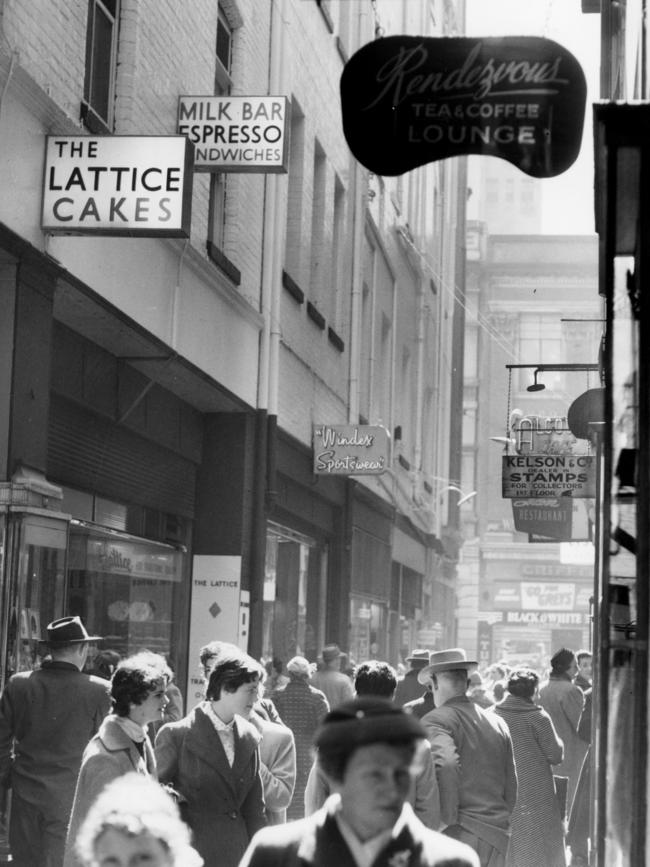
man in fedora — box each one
[419,648,517,867]
[0,616,111,867]
[240,696,479,867]
[395,648,432,707]
[310,644,353,710]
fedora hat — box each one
[43,616,102,646]
[321,643,342,662]
[418,647,477,684]
[406,649,430,666]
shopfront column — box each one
[0,252,57,480]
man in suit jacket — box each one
[419,649,517,867]
[0,617,110,867]
[240,697,479,867]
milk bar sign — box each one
[178,96,289,172]
[502,455,596,498]
[340,35,586,178]
[42,136,193,236]
[313,425,389,475]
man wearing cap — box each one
[419,649,517,867]
[304,660,441,830]
[310,644,354,710]
[395,649,432,707]
[240,696,479,867]
[0,616,111,867]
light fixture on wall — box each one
[439,485,477,506]
[527,369,546,392]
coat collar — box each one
[297,800,421,867]
[98,716,157,776]
[186,704,261,780]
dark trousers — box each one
[444,824,506,867]
[9,791,67,867]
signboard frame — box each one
[42,135,194,237]
[502,454,596,498]
[177,95,290,173]
[312,424,390,476]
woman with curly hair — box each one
[75,773,202,867]
[63,651,171,867]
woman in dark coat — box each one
[271,656,329,819]
[495,668,567,867]
[155,650,267,867]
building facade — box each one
[459,229,602,666]
[0,0,467,703]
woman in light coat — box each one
[155,650,267,867]
[64,651,171,867]
[496,668,566,867]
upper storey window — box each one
[82,0,120,132]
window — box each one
[310,142,326,306]
[209,5,234,252]
[518,315,562,391]
[284,101,306,280]
[83,0,120,132]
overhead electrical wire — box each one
[396,227,520,363]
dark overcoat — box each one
[239,799,479,867]
[155,703,266,867]
[0,661,110,821]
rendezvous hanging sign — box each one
[340,35,586,178]
[502,454,596,499]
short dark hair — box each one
[111,652,171,717]
[507,668,539,700]
[432,669,468,691]
[206,653,264,701]
[354,660,397,698]
[550,647,576,674]
[199,640,240,679]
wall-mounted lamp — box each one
[439,484,477,506]
[527,369,546,392]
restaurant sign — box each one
[511,498,573,540]
[502,454,596,498]
[178,96,289,172]
[42,136,193,236]
[313,424,389,475]
[340,35,586,178]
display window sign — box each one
[502,454,596,498]
[177,96,289,172]
[340,35,586,178]
[41,136,193,237]
[313,424,390,475]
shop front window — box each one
[67,522,184,663]
[349,596,386,663]
[1,514,68,684]
[263,523,326,666]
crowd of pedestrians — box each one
[0,614,593,867]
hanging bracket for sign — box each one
[340,35,586,178]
